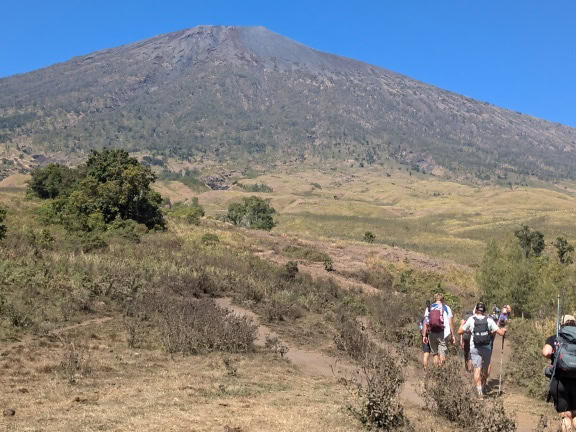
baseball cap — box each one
[475,302,486,313]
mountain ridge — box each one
[1,25,575,180]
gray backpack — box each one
[554,326,576,378]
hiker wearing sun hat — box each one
[458,302,507,397]
[543,314,576,432]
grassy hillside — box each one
[0,181,562,431]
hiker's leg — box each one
[470,347,484,395]
[437,336,448,366]
[423,352,429,369]
[428,332,441,366]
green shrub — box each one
[285,261,299,279]
[363,231,376,243]
[79,232,108,253]
[201,233,220,245]
[227,196,276,230]
[324,255,334,272]
[235,182,274,193]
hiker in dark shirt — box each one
[543,314,576,432]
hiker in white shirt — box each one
[458,302,506,397]
[423,293,455,366]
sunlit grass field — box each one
[4,164,576,266]
[189,165,576,266]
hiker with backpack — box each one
[422,293,455,366]
[460,308,475,372]
[542,314,576,432]
[458,302,507,397]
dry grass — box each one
[0,320,361,432]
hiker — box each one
[423,293,455,366]
[542,315,576,432]
[458,302,507,397]
[419,317,431,370]
[460,308,475,372]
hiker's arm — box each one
[449,317,456,343]
[459,320,465,345]
[495,327,507,336]
[542,343,554,359]
[457,322,466,335]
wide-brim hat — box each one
[563,315,576,325]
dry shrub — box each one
[60,339,92,384]
[422,358,516,431]
[507,319,553,399]
[368,294,421,346]
[336,315,409,430]
[151,297,257,355]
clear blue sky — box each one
[1,0,575,127]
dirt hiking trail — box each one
[218,297,551,431]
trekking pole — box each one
[498,333,505,396]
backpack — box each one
[428,304,448,332]
[554,326,576,378]
[472,316,491,346]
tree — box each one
[226,196,276,230]
[0,206,6,240]
[29,149,165,231]
[27,163,78,199]
[554,237,574,264]
[514,225,545,258]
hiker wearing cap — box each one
[458,302,507,397]
[542,314,576,432]
[423,293,455,366]
[460,308,475,372]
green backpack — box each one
[554,326,576,378]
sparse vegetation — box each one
[363,231,375,243]
[422,359,516,431]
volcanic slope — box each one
[1,25,576,179]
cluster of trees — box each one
[28,150,165,235]
[226,196,276,231]
[478,225,575,318]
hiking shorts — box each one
[428,332,447,356]
[550,376,576,413]
[422,341,431,353]
[470,345,492,371]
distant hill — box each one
[1,25,576,180]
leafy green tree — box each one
[37,149,166,231]
[0,206,6,240]
[554,237,574,264]
[478,239,572,319]
[27,163,78,199]
[226,196,276,230]
[514,225,545,258]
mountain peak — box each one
[1,26,576,180]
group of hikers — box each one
[419,293,576,432]
[418,293,509,397]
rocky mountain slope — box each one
[1,25,575,180]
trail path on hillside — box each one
[217,297,548,431]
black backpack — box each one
[473,316,491,346]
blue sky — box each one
[1,0,575,126]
